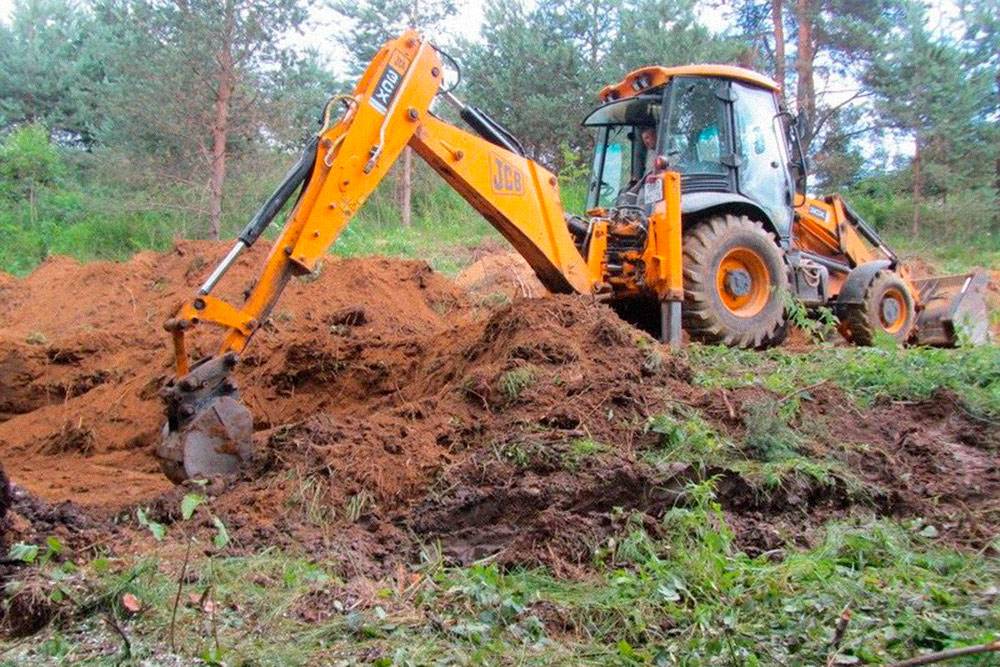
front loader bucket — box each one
[912,270,991,347]
[157,353,254,484]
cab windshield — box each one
[584,95,661,209]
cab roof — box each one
[598,64,780,103]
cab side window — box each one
[590,126,635,208]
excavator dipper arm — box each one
[158,30,594,482]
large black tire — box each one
[682,214,788,348]
[838,271,916,346]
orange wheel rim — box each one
[879,287,908,333]
[716,247,770,317]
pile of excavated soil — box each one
[0,241,474,509]
[0,243,997,585]
[455,250,547,302]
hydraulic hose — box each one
[238,135,319,247]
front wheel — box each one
[838,271,916,345]
[682,214,788,348]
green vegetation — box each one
[688,342,1000,421]
[1,0,996,278]
[644,390,865,501]
[0,122,500,276]
[497,365,540,402]
[328,182,497,276]
[4,487,998,665]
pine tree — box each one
[459,0,741,169]
[864,1,992,235]
[0,0,97,144]
[94,0,312,239]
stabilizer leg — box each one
[660,299,682,348]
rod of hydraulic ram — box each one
[198,135,319,296]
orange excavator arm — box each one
[158,31,598,483]
[166,30,592,375]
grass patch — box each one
[497,365,539,402]
[562,437,609,469]
[687,343,1000,420]
[741,397,803,462]
[643,409,731,472]
[6,481,996,665]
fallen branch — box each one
[888,640,1000,667]
[778,379,828,404]
[825,606,852,667]
[104,612,132,660]
[721,390,736,420]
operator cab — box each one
[583,67,803,241]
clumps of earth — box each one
[0,242,997,632]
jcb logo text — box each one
[490,154,524,195]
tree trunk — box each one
[794,0,816,148]
[208,79,232,240]
[912,132,923,237]
[396,0,416,228]
[994,151,999,228]
[399,147,413,227]
[995,70,1000,228]
[28,184,36,228]
[207,1,235,240]
[771,0,786,95]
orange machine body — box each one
[793,193,918,301]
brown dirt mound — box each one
[187,295,695,576]
[0,241,475,509]
[455,250,548,302]
[0,242,996,582]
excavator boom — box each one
[158,31,598,482]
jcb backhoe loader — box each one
[157,30,989,483]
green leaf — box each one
[8,542,39,563]
[181,493,205,521]
[199,645,226,666]
[136,507,166,541]
[45,536,64,555]
[212,516,230,549]
[149,522,166,541]
[657,583,680,602]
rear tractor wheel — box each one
[838,271,915,345]
[682,214,788,348]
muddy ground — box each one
[0,242,997,600]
